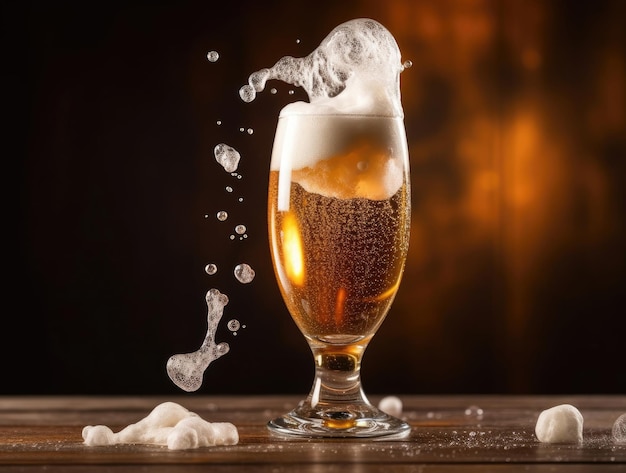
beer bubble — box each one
[216,120,222,125]
[216,211,228,221]
[227,319,241,332]
[296,39,301,44]
[402,60,413,70]
[235,225,246,235]
[206,50,219,62]
[247,128,253,135]
[270,88,277,94]
[238,197,244,202]
[225,186,233,193]
[229,235,235,240]
[214,143,241,173]
[234,263,255,283]
[239,127,245,132]
[205,263,218,275]
[288,90,295,95]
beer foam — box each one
[240,18,405,117]
[82,402,239,450]
[535,404,584,444]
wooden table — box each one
[1,395,625,472]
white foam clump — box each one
[83,402,238,450]
[378,396,403,418]
[535,404,584,444]
[240,18,404,118]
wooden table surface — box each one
[0,395,625,472]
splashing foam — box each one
[240,18,404,117]
[166,289,230,392]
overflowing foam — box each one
[240,18,405,117]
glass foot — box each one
[268,402,411,438]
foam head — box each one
[240,19,405,117]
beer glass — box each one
[267,112,411,437]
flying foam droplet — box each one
[206,51,219,62]
[216,211,228,221]
[239,85,256,103]
[214,143,241,173]
[166,289,231,392]
[235,225,246,235]
[227,319,241,332]
[234,263,255,284]
[205,264,218,275]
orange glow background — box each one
[9,0,625,394]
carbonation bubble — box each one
[288,90,295,95]
[226,186,233,193]
[217,211,228,221]
[234,263,255,284]
[247,128,253,135]
[227,319,241,332]
[214,143,241,173]
[207,51,219,62]
[402,60,413,70]
[296,39,301,44]
[239,127,245,132]
[216,120,222,125]
[238,197,244,202]
[205,264,218,275]
[235,225,246,235]
[270,88,277,94]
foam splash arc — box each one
[166,289,230,392]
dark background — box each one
[6,0,625,396]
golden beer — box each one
[268,114,410,348]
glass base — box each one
[268,401,411,438]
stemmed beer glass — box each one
[267,111,411,437]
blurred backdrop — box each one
[7,0,625,395]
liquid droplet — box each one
[234,263,255,284]
[235,225,246,235]
[296,39,301,44]
[216,211,228,221]
[247,128,253,135]
[238,197,244,202]
[206,50,219,62]
[225,186,233,193]
[214,143,241,173]
[205,263,218,275]
[239,127,245,132]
